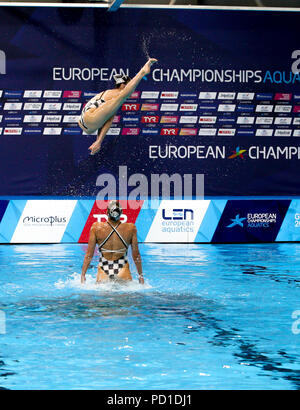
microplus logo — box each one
[0,50,6,74]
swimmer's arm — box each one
[81,224,97,283]
[131,225,144,284]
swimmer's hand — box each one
[81,273,86,284]
[142,58,158,75]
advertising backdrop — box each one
[1,5,300,197]
[1,4,300,243]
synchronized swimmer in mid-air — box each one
[78,58,158,155]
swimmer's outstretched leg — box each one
[84,58,157,132]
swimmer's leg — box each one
[89,115,114,155]
[83,58,157,132]
[116,263,132,282]
[96,266,108,283]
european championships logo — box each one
[228,146,247,159]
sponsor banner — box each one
[24,90,43,98]
[199,92,217,100]
[121,128,140,136]
[23,102,43,110]
[160,91,179,99]
[145,200,210,243]
[275,105,292,113]
[142,128,159,135]
[212,200,290,243]
[43,102,62,111]
[122,103,140,111]
[237,116,255,125]
[11,200,77,243]
[198,128,217,136]
[4,91,23,98]
[63,91,82,98]
[160,116,178,124]
[43,90,62,98]
[2,198,300,243]
[141,103,159,111]
[179,104,198,111]
[237,93,255,100]
[4,102,23,111]
[218,128,236,136]
[4,127,22,135]
[24,115,42,123]
[276,200,300,242]
[63,103,81,111]
[24,128,43,135]
[43,127,62,135]
[179,128,198,136]
[218,104,236,112]
[275,93,292,101]
[218,92,236,100]
[179,116,198,124]
[160,103,179,111]
[141,91,159,99]
[142,115,160,124]
[237,104,254,112]
[106,127,121,136]
[160,128,179,136]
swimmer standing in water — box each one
[81,201,144,284]
[78,58,158,155]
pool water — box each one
[0,243,299,390]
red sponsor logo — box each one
[4,128,22,135]
[78,200,144,243]
[113,115,121,123]
[122,103,140,111]
[160,116,178,124]
[274,93,292,101]
[129,91,141,99]
[160,128,179,136]
[122,128,140,135]
[179,128,197,136]
[141,116,159,123]
[141,104,159,111]
[63,91,82,98]
[293,106,300,113]
[160,91,179,98]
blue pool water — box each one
[0,243,299,390]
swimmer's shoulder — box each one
[122,222,137,233]
[91,221,106,232]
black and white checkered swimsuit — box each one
[98,222,129,280]
[79,91,106,131]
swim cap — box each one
[107,200,123,221]
[113,74,131,86]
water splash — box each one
[55,272,152,293]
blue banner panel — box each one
[1,6,300,196]
[212,200,291,243]
[0,200,9,223]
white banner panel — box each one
[11,200,77,243]
[145,200,210,243]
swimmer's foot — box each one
[89,140,102,155]
[142,58,158,75]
